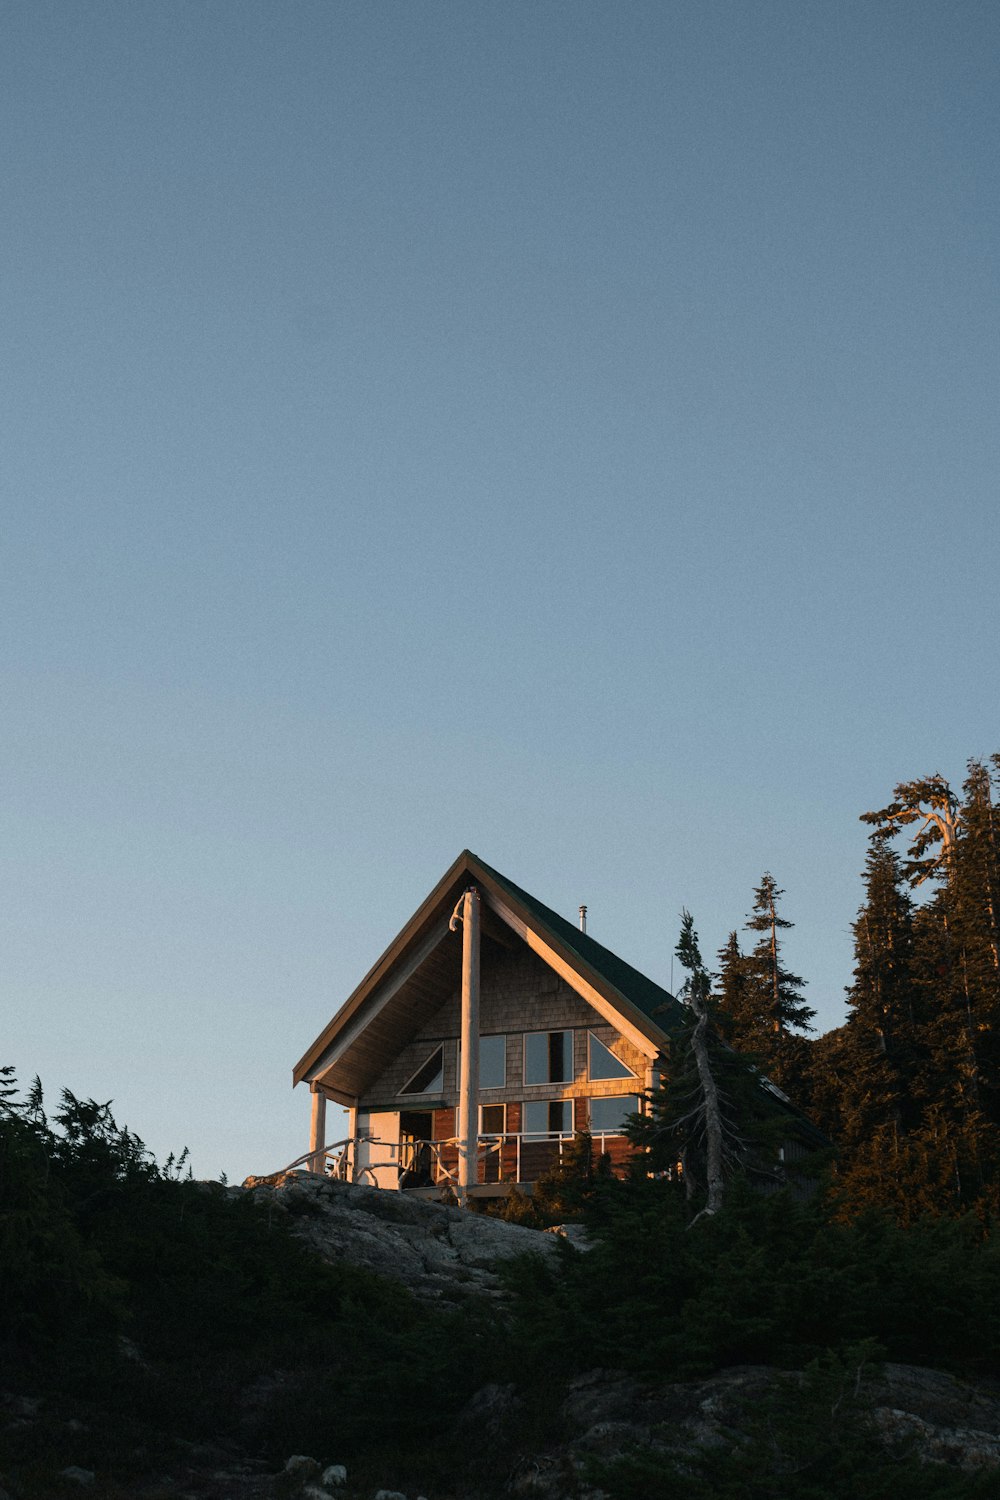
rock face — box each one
[241,1171,559,1299]
[502,1363,1000,1495]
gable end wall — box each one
[358,940,651,1112]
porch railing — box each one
[280,1130,626,1189]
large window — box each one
[523,1099,573,1137]
[588,1031,636,1081]
[398,1046,444,1096]
[524,1030,572,1085]
[480,1034,506,1089]
[457,1033,507,1088]
[588,1095,641,1134]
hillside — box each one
[4,1074,1000,1499]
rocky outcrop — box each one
[500,1362,1000,1496]
[240,1171,560,1300]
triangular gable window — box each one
[588,1031,636,1082]
[399,1046,444,1096]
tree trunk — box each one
[689,1000,725,1220]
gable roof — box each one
[293,849,684,1102]
[471,853,685,1032]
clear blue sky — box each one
[3,2,997,1180]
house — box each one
[292,850,822,1200]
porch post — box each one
[309,1085,327,1174]
[456,887,481,1206]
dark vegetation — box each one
[4,757,1000,1497]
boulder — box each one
[241,1174,560,1300]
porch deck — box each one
[285,1129,633,1194]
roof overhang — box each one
[294,850,675,1101]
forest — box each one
[707,756,1000,1225]
[3,756,1000,1499]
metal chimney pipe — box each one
[579,904,587,933]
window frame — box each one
[397,1045,445,1097]
[588,1094,642,1136]
[523,1029,574,1086]
[587,1030,637,1082]
[479,1102,507,1135]
[522,1098,574,1138]
[477,1033,507,1090]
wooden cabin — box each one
[293,851,822,1200]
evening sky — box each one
[3,2,997,1178]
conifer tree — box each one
[862,761,1000,1130]
[633,914,780,1212]
[717,875,814,1094]
[839,759,1000,1218]
[838,837,921,1151]
[675,911,726,1218]
[714,931,749,1046]
[745,874,814,1036]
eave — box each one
[294,850,680,1100]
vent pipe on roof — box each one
[579,904,587,933]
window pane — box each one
[399,1047,444,1095]
[523,1032,549,1085]
[481,1103,506,1134]
[549,1031,572,1082]
[480,1034,506,1089]
[523,1100,572,1136]
[524,1031,572,1084]
[589,1095,640,1133]
[588,1032,635,1081]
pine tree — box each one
[837,837,922,1153]
[714,932,750,1047]
[675,911,726,1218]
[716,875,814,1095]
[838,759,1000,1218]
[950,759,1000,1108]
[633,914,779,1212]
[862,762,1000,1130]
[745,874,815,1036]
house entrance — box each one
[399,1110,435,1188]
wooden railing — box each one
[280,1131,627,1188]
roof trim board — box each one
[298,912,453,1084]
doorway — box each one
[399,1109,435,1188]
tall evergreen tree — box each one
[862,761,1000,1129]
[841,759,1000,1218]
[714,931,749,1047]
[745,874,815,1035]
[838,837,922,1151]
[716,875,814,1094]
[634,914,781,1212]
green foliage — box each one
[489,1130,614,1227]
[588,1345,995,1500]
[808,757,1000,1220]
[500,1175,1000,1385]
[7,1058,1000,1497]
[631,913,788,1210]
[0,1071,497,1491]
[0,1072,122,1365]
[715,875,814,1097]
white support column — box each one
[309,1085,327,1175]
[456,887,481,1207]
